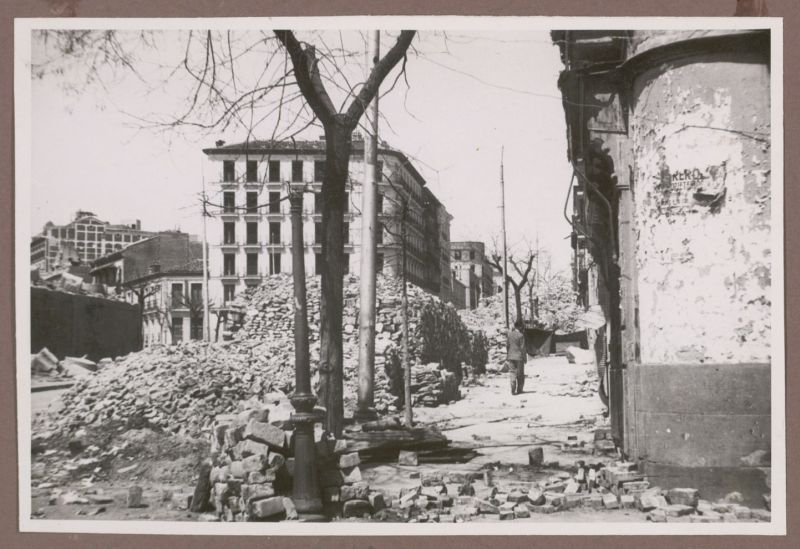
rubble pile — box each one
[410,363,460,408]
[230,274,487,409]
[377,453,771,523]
[204,397,388,521]
[459,293,507,371]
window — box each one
[454,251,461,260]
[315,253,323,275]
[268,160,281,182]
[269,253,281,274]
[291,160,304,182]
[77,232,86,241]
[223,160,235,182]
[343,253,350,274]
[376,192,384,214]
[246,192,258,214]
[171,317,183,343]
[114,234,121,242]
[314,192,323,214]
[190,283,202,304]
[268,192,281,214]
[86,233,96,241]
[246,160,258,182]
[315,222,323,244]
[376,253,384,272]
[223,254,236,276]
[223,192,236,213]
[124,235,131,242]
[223,284,235,303]
[469,250,476,260]
[342,222,349,244]
[172,283,184,307]
[223,222,236,244]
[314,160,325,182]
[190,316,203,341]
[269,222,281,244]
[343,191,349,212]
[246,222,258,244]
[377,222,384,245]
[376,160,383,181]
[246,253,259,276]
[67,228,75,239]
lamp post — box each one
[287,184,323,515]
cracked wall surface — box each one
[632,51,771,366]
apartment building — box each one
[31,210,156,272]
[202,138,452,306]
[450,241,496,309]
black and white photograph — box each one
[14,16,784,535]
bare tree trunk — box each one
[318,120,352,437]
[512,284,523,324]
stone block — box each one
[282,497,298,520]
[692,511,723,522]
[620,494,636,509]
[530,503,557,514]
[242,483,275,504]
[339,452,361,469]
[528,447,544,466]
[507,490,528,503]
[368,492,386,513]
[127,486,144,508]
[527,489,545,506]
[543,492,565,508]
[499,509,515,520]
[647,509,668,523]
[396,450,418,466]
[247,470,275,484]
[667,488,699,507]
[563,481,581,495]
[751,509,771,522]
[228,461,245,479]
[343,499,372,518]
[235,439,270,459]
[514,504,531,518]
[421,472,445,487]
[250,496,286,520]
[583,494,604,509]
[603,494,620,509]
[477,499,499,514]
[341,466,362,484]
[621,480,650,494]
[638,494,668,512]
[244,420,286,451]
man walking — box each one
[507,318,526,395]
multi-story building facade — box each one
[450,241,495,309]
[553,30,772,484]
[202,138,452,306]
[31,210,156,273]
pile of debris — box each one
[31,348,110,381]
[411,363,460,408]
[374,452,771,523]
[201,397,388,521]
[229,274,486,410]
[459,293,507,372]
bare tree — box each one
[488,242,536,325]
[34,29,417,436]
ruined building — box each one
[552,30,772,487]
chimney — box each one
[149,263,161,274]
[216,139,226,147]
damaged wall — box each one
[632,51,771,366]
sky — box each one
[29,29,574,271]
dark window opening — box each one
[190,317,203,341]
[343,253,350,274]
[246,253,258,276]
[314,160,325,182]
[314,192,323,214]
[223,284,235,304]
[377,222,384,245]
[223,192,236,213]
[246,222,258,244]
[342,222,349,244]
[223,254,235,276]
[171,317,183,343]
[469,250,476,260]
[268,160,281,182]
[223,160,235,182]
[223,222,235,244]
[376,192,384,214]
[343,191,350,213]
[292,160,304,182]
[268,191,281,214]
[269,253,281,274]
[315,222,323,244]
[377,160,384,181]
[171,283,184,308]
[454,251,461,260]
[315,253,323,275]
[269,222,281,244]
[190,283,202,303]
[246,192,258,213]
[376,253,384,272]
[246,160,258,182]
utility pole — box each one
[288,185,323,516]
[201,176,211,342]
[500,146,510,328]
[356,30,380,421]
[400,199,412,427]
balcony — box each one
[242,241,262,251]
[219,271,239,280]
[243,271,263,281]
[266,242,285,251]
[220,241,240,251]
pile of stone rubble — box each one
[459,293,507,372]
[203,396,388,521]
[35,274,486,441]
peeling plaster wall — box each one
[632,52,771,366]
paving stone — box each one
[664,504,694,517]
[667,488,699,507]
[250,496,286,520]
